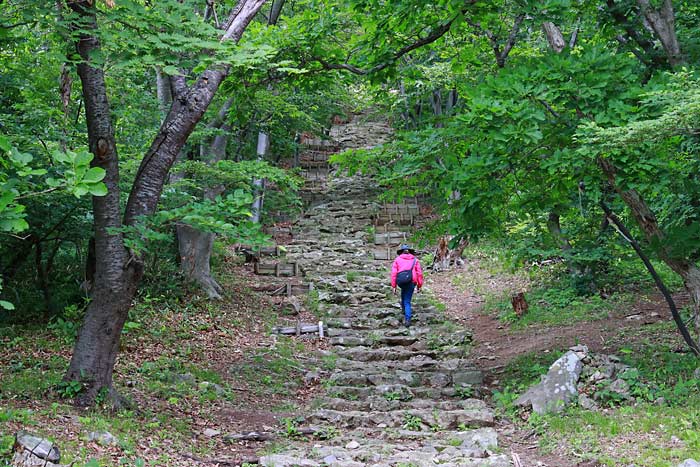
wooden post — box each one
[275,262,280,277]
[318,321,324,339]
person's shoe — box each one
[403,318,410,328]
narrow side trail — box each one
[261,116,509,466]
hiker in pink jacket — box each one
[391,244,424,328]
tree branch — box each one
[499,14,525,67]
[315,14,459,75]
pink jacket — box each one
[391,253,424,288]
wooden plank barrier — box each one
[301,168,330,181]
[265,225,293,237]
[374,231,408,245]
[382,203,420,216]
[373,223,412,233]
[372,247,394,261]
[254,262,302,277]
[239,245,284,257]
[374,212,415,226]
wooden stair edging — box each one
[273,321,325,338]
[254,261,303,277]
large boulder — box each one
[515,350,583,414]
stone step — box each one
[332,357,479,375]
[335,346,469,362]
[329,334,421,347]
[325,314,445,330]
[324,384,466,401]
[308,407,494,430]
[328,366,482,388]
[319,396,484,412]
[259,426,510,466]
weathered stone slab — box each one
[310,408,493,429]
[12,431,65,467]
[515,350,582,414]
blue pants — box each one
[400,283,416,323]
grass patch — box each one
[536,402,700,466]
[491,286,628,328]
[236,336,305,396]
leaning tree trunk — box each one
[65,0,268,406]
[63,0,141,406]
[599,157,700,340]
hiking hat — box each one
[396,244,416,255]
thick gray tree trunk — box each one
[178,225,222,298]
[637,0,683,66]
[177,99,233,299]
[542,22,566,53]
[65,0,268,406]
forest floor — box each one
[0,249,329,466]
[429,249,696,467]
[2,242,699,467]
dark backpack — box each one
[396,259,416,286]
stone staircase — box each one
[260,116,508,467]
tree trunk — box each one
[599,157,700,338]
[445,89,457,113]
[542,22,566,53]
[124,0,267,226]
[64,0,268,406]
[546,211,592,291]
[176,99,233,298]
[63,0,139,406]
[268,0,285,25]
[637,0,683,67]
[251,131,269,223]
[178,225,223,299]
[247,3,285,224]
[155,67,172,119]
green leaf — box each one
[0,136,11,153]
[73,186,89,198]
[82,167,106,184]
[88,183,108,197]
[162,65,180,75]
[0,300,14,310]
[10,150,33,165]
[74,151,93,167]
